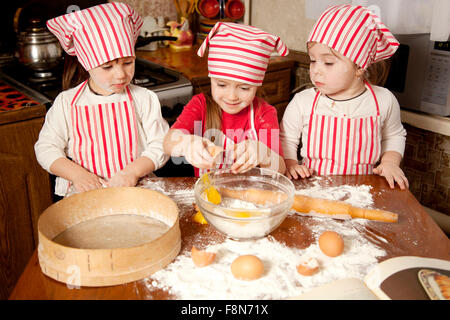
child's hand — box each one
[106,170,138,187]
[183,135,216,169]
[373,162,409,190]
[72,171,106,193]
[285,159,313,179]
[231,140,260,173]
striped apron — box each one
[304,81,381,175]
[69,80,138,184]
[199,102,258,176]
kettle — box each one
[14,10,63,72]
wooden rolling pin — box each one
[219,188,398,223]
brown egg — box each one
[231,255,264,280]
[318,231,344,257]
[296,257,319,276]
[191,246,216,267]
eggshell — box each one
[192,210,208,224]
[208,145,224,163]
[231,255,264,280]
[192,205,208,224]
[191,246,216,267]
[296,257,319,276]
[318,231,344,257]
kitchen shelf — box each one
[401,109,450,136]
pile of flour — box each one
[144,218,386,300]
[141,176,386,299]
[296,177,374,208]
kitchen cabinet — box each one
[0,104,53,300]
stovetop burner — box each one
[0,58,190,99]
[0,57,193,119]
[0,56,194,177]
[30,71,58,80]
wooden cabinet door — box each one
[0,116,52,299]
[259,68,291,106]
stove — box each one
[0,57,193,125]
[0,57,195,177]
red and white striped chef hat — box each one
[198,22,289,86]
[308,5,399,69]
[47,3,143,71]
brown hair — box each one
[203,89,223,131]
[307,41,391,86]
[62,54,89,90]
[365,60,390,86]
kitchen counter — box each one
[401,109,450,136]
[9,175,450,300]
[136,44,294,81]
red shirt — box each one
[172,94,283,175]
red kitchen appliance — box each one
[197,0,245,20]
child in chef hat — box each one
[280,5,409,190]
[164,22,288,176]
[35,3,169,197]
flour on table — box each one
[296,178,374,208]
[138,178,194,205]
[141,176,386,299]
[144,218,386,300]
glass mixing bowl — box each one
[194,168,295,240]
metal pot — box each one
[15,17,63,72]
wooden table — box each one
[9,175,450,300]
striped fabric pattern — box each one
[47,2,143,71]
[308,5,399,69]
[198,22,289,86]
[305,111,380,175]
[71,81,138,179]
[305,82,381,175]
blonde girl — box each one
[164,22,288,176]
[280,5,408,189]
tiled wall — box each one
[402,124,450,216]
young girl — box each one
[35,3,169,197]
[280,5,409,190]
[164,22,288,176]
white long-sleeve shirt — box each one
[35,83,169,195]
[280,86,406,162]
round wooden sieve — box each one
[37,187,181,287]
